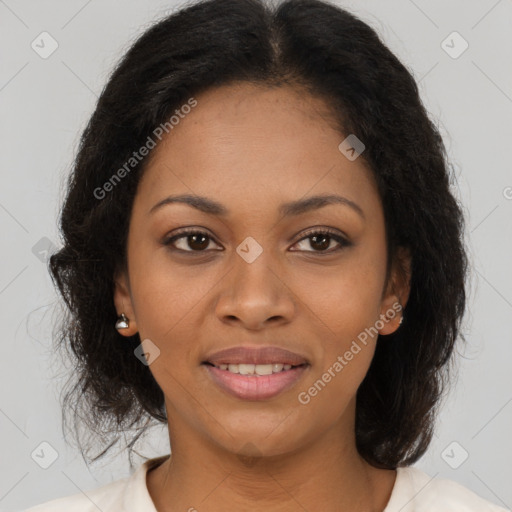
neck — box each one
[147,409,396,511]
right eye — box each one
[162,229,223,253]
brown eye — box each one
[291,229,351,253]
[163,230,222,252]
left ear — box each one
[378,246,412,335]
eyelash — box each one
[162,227,351,255]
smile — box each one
[203,361,308,400]
[208,362,295,375]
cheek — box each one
[294,278,379,426]
[127,241,207,332]
[127,257,209,405]
[293,245,386,400]
[297,255,386,342]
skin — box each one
[114,82,411,512]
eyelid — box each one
[294,226,350,242]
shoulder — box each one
[23,477,129,512]
[23,455,168,512]
[385,466,510,512]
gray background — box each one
[1,0,511,510]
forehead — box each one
[136,83,380,217]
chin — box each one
[207,411,306,459]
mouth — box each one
[203,345,308,366]
[203,361,304,375]
[201,346,309,400]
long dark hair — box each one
[49,0,468,469]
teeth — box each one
[238,363,254,375]
[215,363,297,375]
[255,364,273,376]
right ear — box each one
[113,269,138,336]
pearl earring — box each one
[115,313,129,330]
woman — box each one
[26,0,508,510]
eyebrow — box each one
[149,193,365,220]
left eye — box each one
[291,230,350,253]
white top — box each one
[25,455,510,511]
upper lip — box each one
[203,346,308,366]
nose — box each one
[214,248,296,331]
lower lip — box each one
[204,364,308,400]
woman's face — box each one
[114,83,409,458]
